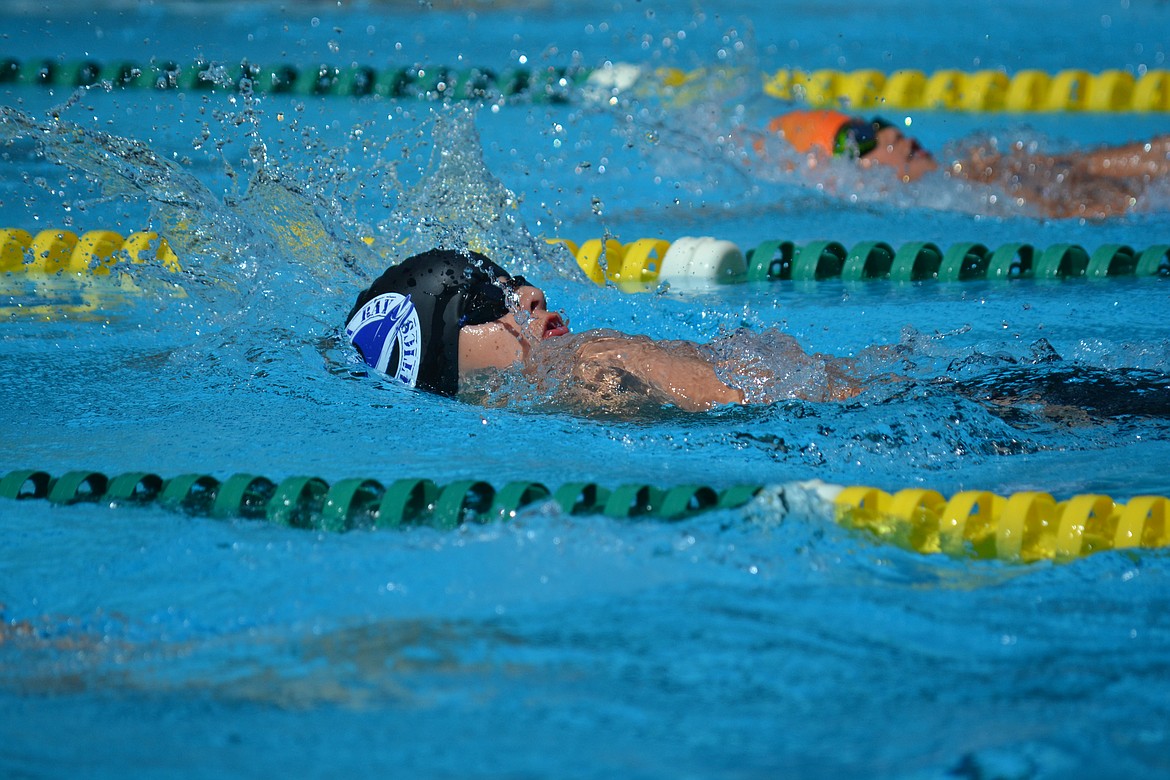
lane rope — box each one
[1,228,183,318]
[761,66,1170,112]
[0,228,180,275]
[835,486,1170,563]
[550,237,1170,288]
[5,228,1164,287]
[4,468,1170,563]
[0,57,585,103]
[2,57,1168,112]
[0,468,757,529]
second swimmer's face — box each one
[458,283,569,375]
[862,126,939,182]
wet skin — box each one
[849,125,1170,217]
[859,126,939,182]
[457,282,745,411]
[458,283,569,374]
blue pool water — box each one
[3,1,1170,777]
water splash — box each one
[1,92,575,327]
[701,327,867,404]
[379,104,566,279]
[1,93,577,413]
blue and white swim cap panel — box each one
[344,248,517,396]
[345,292,423,388]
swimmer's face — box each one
[458,282,570,374]
[861,126,939,182]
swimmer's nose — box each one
[516,285,548,314]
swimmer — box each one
[343,248,859,412]
[343,251,1170,423]
[761,109,1170,219]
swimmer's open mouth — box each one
[543,314,569,339]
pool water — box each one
[3,1,1170,777]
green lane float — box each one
[0,468,761,528]
[0,57,586,103]
[5,468,1170,564]
[3,56,1168,112]
[550,237,1170,289]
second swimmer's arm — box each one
[957,146,1143,219]
[572,336,745,412]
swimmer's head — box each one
[831,116,895,158]
[770,111,938,182]
[858,123,938,182]
[457,279,568,378]
[344,249,568,396]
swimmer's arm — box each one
[1075,136,1170,179]
[957,148,1140,219]
[572,337,744,412]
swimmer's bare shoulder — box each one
[566,330,745,412]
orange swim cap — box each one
[767,110,852,154]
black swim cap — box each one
[344,249,523,396]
